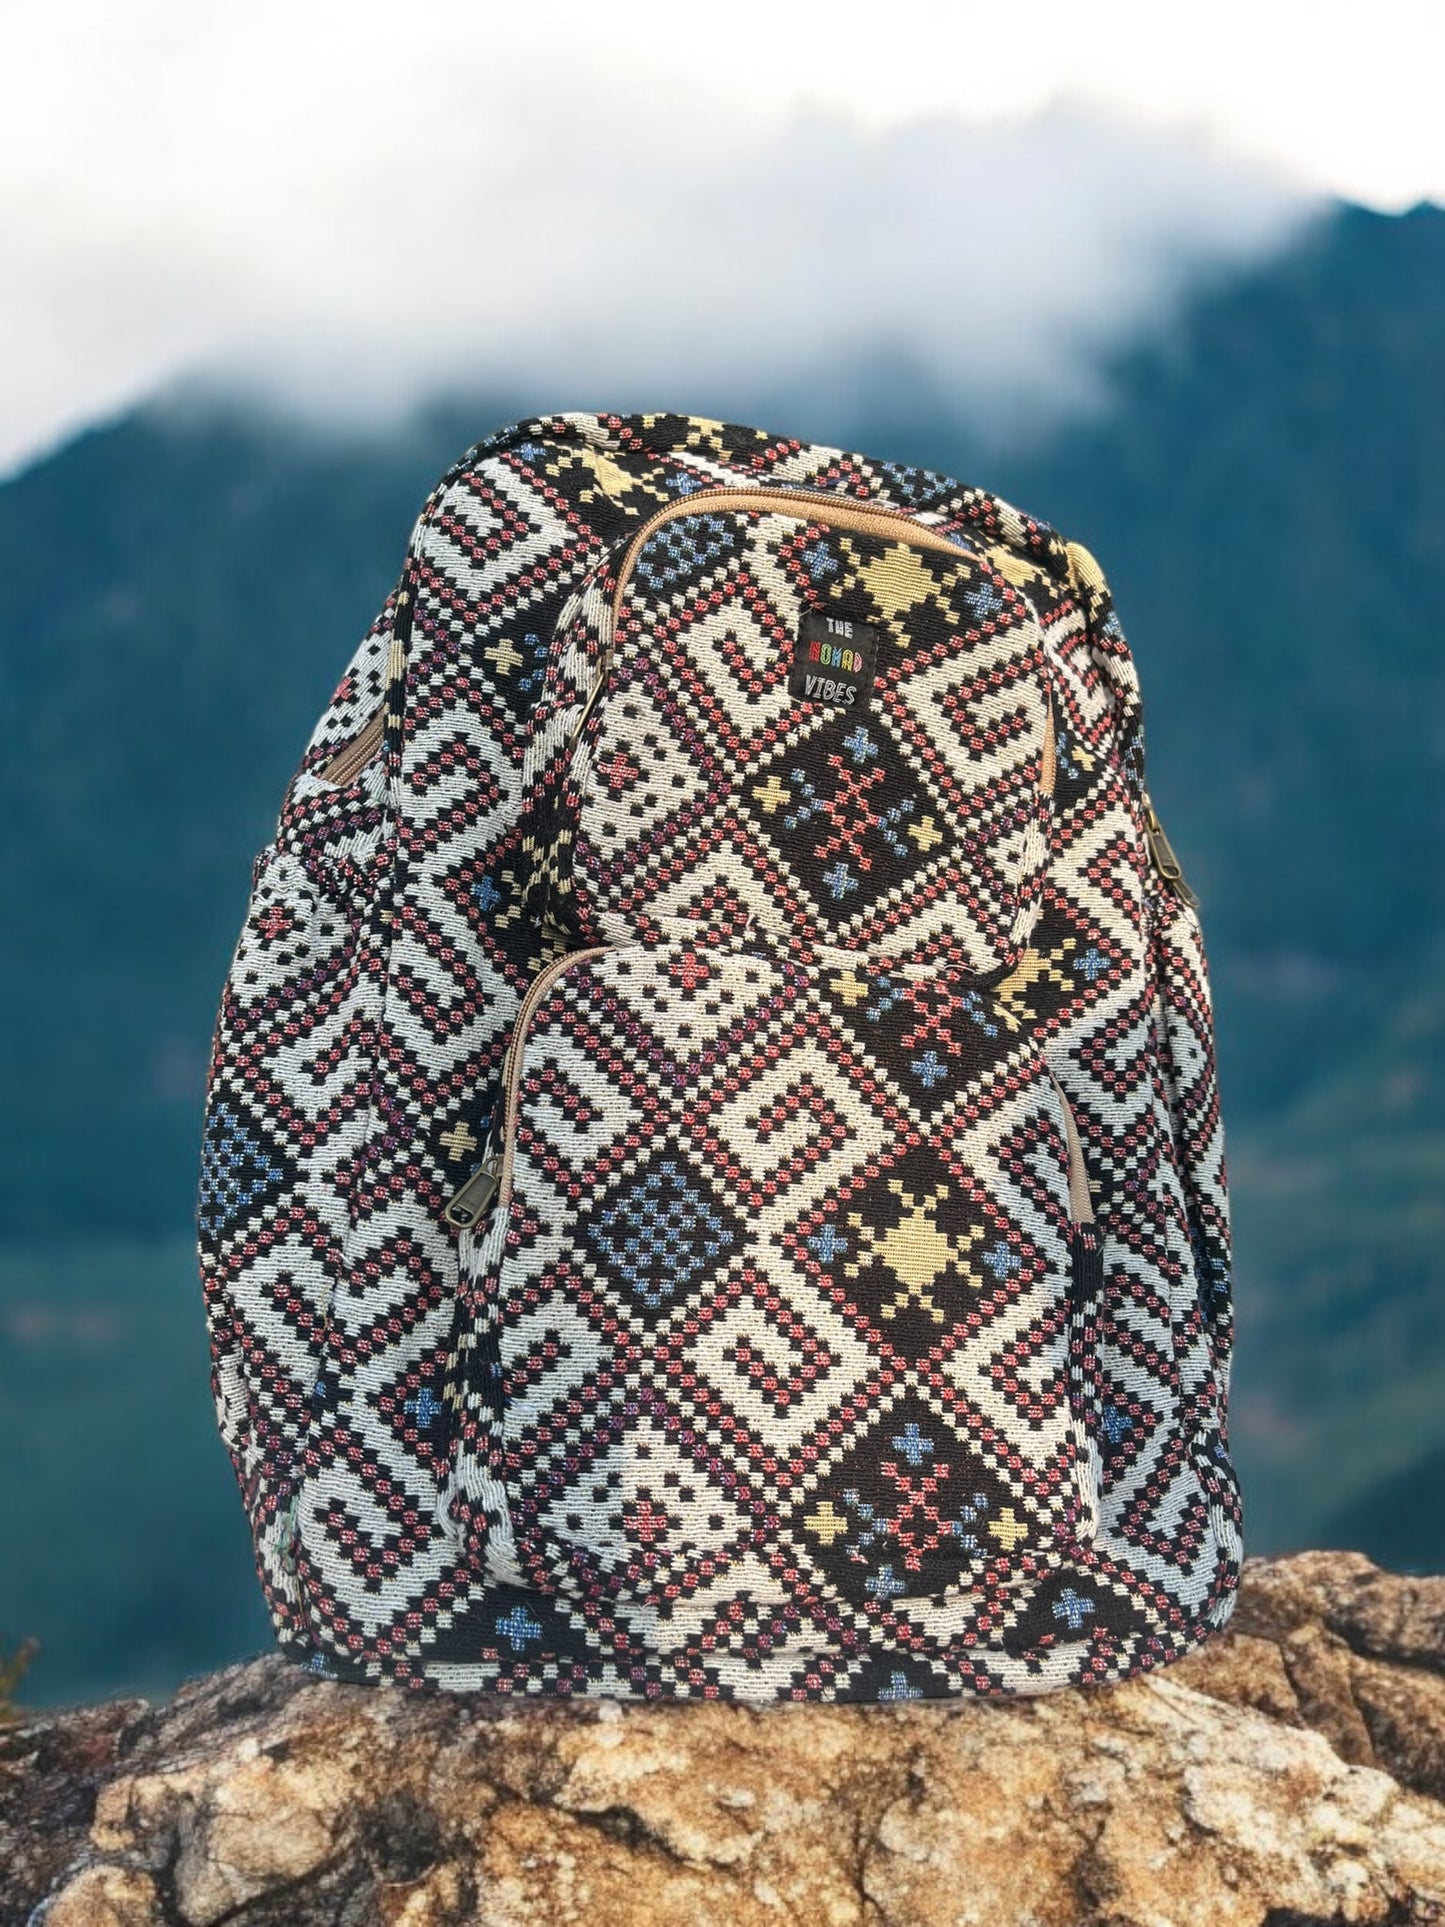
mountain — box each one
[1,200,1441,1707]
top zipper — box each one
[565,486,988,759]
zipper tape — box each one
[443,944,610,1229]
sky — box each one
[3,0,1442,477]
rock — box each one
[4,1555,1444,1927]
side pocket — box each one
[198,837,390,1494]
[1150,893,1233,1397]
[198,595,402,1571]
[1149,888,1242,1565]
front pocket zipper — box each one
[444,936,1100,1607]
[444,942,610,1230]
[448,957,1091,1238]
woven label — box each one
[788,611,880,709]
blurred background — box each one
[1,0,1441,1713]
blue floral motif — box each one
[808,1223,850,1266]
[495,1605,543,1651]
[981,1239,1020,1283]
[867,1565,906,1603]
[591,1159,735,1308]
[911,1050,948,1090]
[198,1103,285,1240]
[404,1386,441,1430]
[863,976,906,1023]
[954,1492,989,1553]
[874,797,916,859]
[1052,1588,1095,1633]
[891,1423,935,1468]
[518,632,551,695]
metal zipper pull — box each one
[1142,795,1200,910]
[444,1154,502,1230]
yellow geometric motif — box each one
[438,1121,478,1162]
[981,544,1049,593]
[1064,539,1108,598]
[993,939,1077,1032]
[843,1180,983,1323]
[828,968,870,1009]
[804,1500,848,1546]
[485,632,524,677]
[567,444,672,511]
[490,866,529,930]
[988,1507,1028,1552]
[679,417,733,462]
[752,774,791,815]
[841,537,946,652]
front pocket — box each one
[561,488,1056,981]
[446,935,1099,1611]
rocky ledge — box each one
[4,1554,1445,1927]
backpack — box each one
[198,410,1239,1700]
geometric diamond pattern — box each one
[586,1152,742,1314]
[198,1101,286,1241]
[198,411,1238,1703]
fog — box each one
[2,1,1330,474]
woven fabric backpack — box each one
[198,410,1239,1700]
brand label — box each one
[788,611,880,709]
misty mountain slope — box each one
[985,200,1445,1107]
[1224,939,1445,1555]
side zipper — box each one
[317,705,386,787]
[444,1152,502,1230]
[1143,792,1200,909]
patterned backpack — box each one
[198,410,1239,1700]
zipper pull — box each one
[444,1153,502,1230]
[1143,794,1200,910]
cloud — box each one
[1,6,1319,475]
